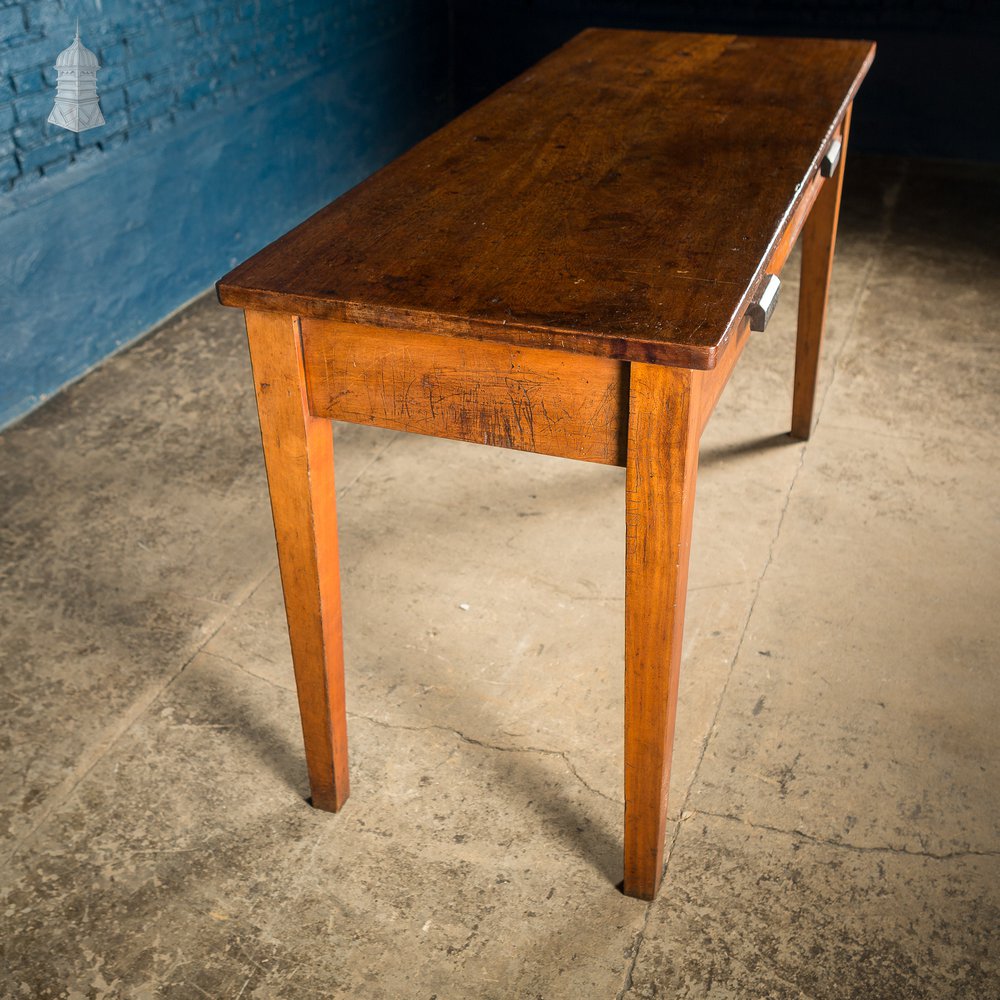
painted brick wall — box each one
[0,0,451,427]
[1,0,438,191]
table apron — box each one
[300,317,630,466]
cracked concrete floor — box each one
[2,156,998,998]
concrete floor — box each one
[1,156,998,999]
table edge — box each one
[217,33,876,372]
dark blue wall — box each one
[0,0,450,428]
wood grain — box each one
[244,309,350,812]
[624,362,701,900]
[792,104,853,440]
[218,30,874,369]
[301,318,628,465]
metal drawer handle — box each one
[821,137,842,178]
[748,274,781,332]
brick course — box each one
[0,0,396,190]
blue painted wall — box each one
[0,0,451,428]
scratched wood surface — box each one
[218,29,874,369]
[301,318,628,465]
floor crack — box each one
[615,923,649,1000]
[348,711,621,805]
[204,650,292,693]
[684,808,1000,861]
[198,663,623,806]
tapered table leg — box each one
[244,309,350,812]
[792,104,853,441]
[623,362,701,900]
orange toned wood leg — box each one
[792,104,853,441]
[244,309,350,812]
[623,362,701,900]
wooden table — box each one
[218,29,874,901]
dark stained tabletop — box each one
[218,29,874,369]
